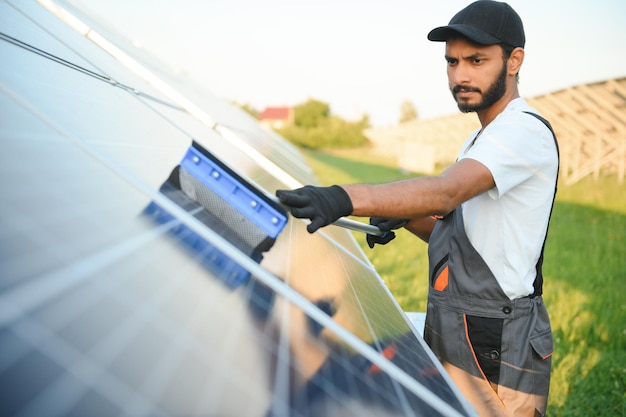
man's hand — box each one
[276,185,353,233]
[366,217,408,248]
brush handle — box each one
[332,217,384,236]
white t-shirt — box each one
[458,98,558,300]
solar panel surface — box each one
[0,1,476,416]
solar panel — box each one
[0,1,476,416]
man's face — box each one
[445,38,508,113]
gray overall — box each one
[423,113,558,416]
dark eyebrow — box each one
[465,52,487,60]
[445,51,489,62]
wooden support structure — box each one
[364,77,626,186]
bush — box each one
[276,98,370,149]
[279,116,369,149]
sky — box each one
[75,0,626,127]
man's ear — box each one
[508,47,524,75]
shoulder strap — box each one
[522,111,560,297]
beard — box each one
[451,63,508,113]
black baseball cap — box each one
[427,1,525,48]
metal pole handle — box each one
[331,217,384,236]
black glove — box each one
[276,185,353,233]
[366,217,408,248]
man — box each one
[276,1,558,416]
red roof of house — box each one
[259,106,291,120]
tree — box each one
[276,98,370,149]
[294,99,330,128]
[399,99,418,124]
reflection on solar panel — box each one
[0,1,476,416]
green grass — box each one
[303,148,626,417]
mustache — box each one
[451,85,481,94]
